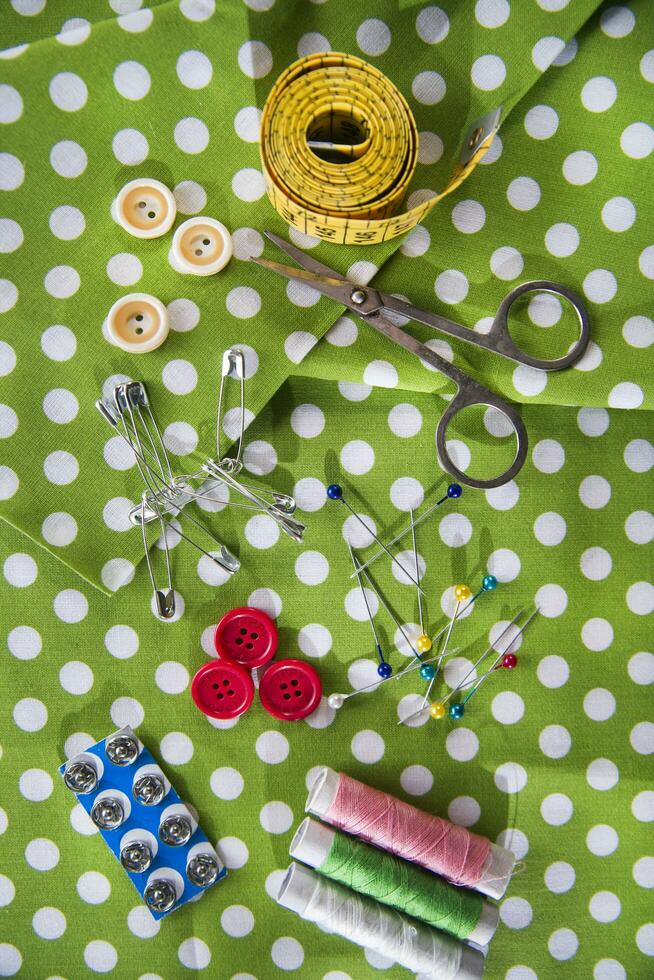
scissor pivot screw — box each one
[351,288,367,305]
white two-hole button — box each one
[116,179,177,239]
[106,293,170,353]
[171,217,233,276]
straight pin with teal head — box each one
[348,541,392,679]
[328,484,425,594]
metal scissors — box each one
[252,231,591,489]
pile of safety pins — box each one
[324,482,539,722]
[96,348,305,619]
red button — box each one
[214,606,278,669]
[191,660,254,720]
[259,659,322,721]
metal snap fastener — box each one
[63,760,98,794]
[144,878,177,913]
[91,796,125,830]
[116,178,177,239]
[187,853,219,888]
[106,733,140,766]
[120,839,153,873]
[106,292,170,354]
[171,217,233,276]
[133,773,166,806]
[159,814,192,847]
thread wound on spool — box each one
[326,772,491,888]
[320,829,483,940]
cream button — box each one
[116,179,177,239]
[171,217,233,276]
[107,293,169,353]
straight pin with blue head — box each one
[355,562,424,668]
[328,483,425,594]
[348,542,392,679]
[346,482,462,580]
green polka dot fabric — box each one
[1,1,653,979]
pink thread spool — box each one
[306,768,515,900]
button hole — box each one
[203,238,210,245]
[135,314,143,322]
[283,694,291,700]
[217,693,224,699]
[239,628,247,635]
[294,690,302,697]
[250,632,258,639]
[222,679,230,686]
[245,643,253,650]
[138,201,146,208]
[280,683,288,690]
[235,638,243,645]
[291,679,299,686]
[212,683,219,689]
[195,248,203,256]
[148,211,156,219]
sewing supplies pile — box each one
[60,727,225,918]
[277,768,517,978]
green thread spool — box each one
[290,817,497,944]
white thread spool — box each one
[306,767,516,901]
[290,818,498,947]
[278,862,484,979]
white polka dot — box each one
[545,861,575,894]
[471,54,506,90]
[356,18,391,55]
[103,625,138,661]
[641,48,654,83]
[77,872,111,905]
[439,513,472,548]
[487,548,520,582]
[113,60,150,100]
[563,149,598,185]
[631,720,654,754]
[0,153,24,190]
[174,117,209,154]
[484,481,519,513]
[290,404,324,440]
[0,465,18,500]
[541,793,574,826]
[41,325,77,362]
[217,836,249,869]
[106,252,142,287]
[118,9,153,31]
[363,360,398,388]
[338,382,371,402]
[415,6,449,43]
[160,732,193,765]
[451,199,486,234]
[446,728,479,762]
[544,222,579,258]
[271,937,304,971]
[400,765,433,796]
[633,792,654,822]
[539,725,571,758]
[534,512,566,546]
[112,128,148,165]
[609,381,644,408]
[296,31,330,57]
[412,71,446,105]
[628,651,654,685]
[548,928,578,960]
[221,905,254,938]
[238,40,272,78]
[447,797,480,828]
[492,692,525,725]
[59,661,93,695]
[435,268,469,303]
[290,478,324,514]
[259,801,293,834]
[496,829,529,861]
[19,769,53,802]
[49,140,87,178]
[127,906,160,939]
[49,72,87,111]
[161,359,198,396]
[625,438,653,473]
[577,407,609,437]
[491,246,524,280]
[25,838,59,872]
[636,924,654,956]
[587,758,619,791]
[601,195,636,233]
[535,583,567,618]
[325,316,357,347]
[180,0,215,19]
[589,891,621,923]
[387,404,423,439]
[475,0,509,27]
[530,439,563,474]
[44,265,80,299]
[295,551,329,586]
[42,512,78,547]
[33,907,66,940]
[344,587,379,622]
[177,938,211,971]
[524,104,558,139]
[351,730,385,764]
[513,364,547,396]
[49,204,85,241]
[633,857,654,889]
[0,404,18,437]
[581,76,617,113]
[248,587,282,619]
[581,619,613,653]
[256,731,289,765]
[154,661,189,695]
[4,553,37,588]
[110,696,144,729]
[532,35,566,71]
[342,513,377,550]
[507,176,540,211]
[164,421,199,456]
[501,897,533,929]
[297,624,331,660]
[0,220,22,255]
[601,5,635,36]
[13,698,47,732]
[580,546,612,581]
[620,122,654,159]
[341,439,374,475]
[7,625,42,660]
[231,167,265,201]
[210,768,244,800]
[0,86,21,127]
[494,762,527,793]
[176,50,212,90]
[623,314,653,349]
[579,476,611,512]
[400,225,431,257]
[418,131,444,165]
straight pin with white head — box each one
[327,484,425,594]
[326,645,460,711]
[348,542,392,679]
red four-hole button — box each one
[259,659,322,721]
[191,660,254,720]
[214,606,278,669]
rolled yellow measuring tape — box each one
[260,52,499,246]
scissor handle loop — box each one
[435,381,528,490]
[489,280,591,371]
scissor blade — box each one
[263,230,349,282]
[250,256,355,307]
